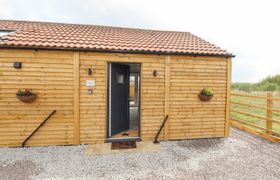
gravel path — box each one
[1,127,280,180]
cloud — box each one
[0,0,279,82]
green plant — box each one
[16,89,34,96]
[201,88,213,96]
[232,74,280,92]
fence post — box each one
[266,92,273,135]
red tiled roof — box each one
[0,20,232,56]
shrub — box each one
[201,88,213,96]
[232,74,280,92]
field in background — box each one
[230,91,280,141]
[232,74,280,92]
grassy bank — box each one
[232,74,280,92]
[231,91,280,132]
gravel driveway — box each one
[1,127,280,180]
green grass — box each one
[231,92,280,132]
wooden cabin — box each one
[0,20,233,147]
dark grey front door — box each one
[110,63,130,136]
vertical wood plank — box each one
[225,58,232,137]
[266,92,273,135]
[140,62,143,139]
[73,52,80,144]
[164,56,170,140]
[105,62,108,140]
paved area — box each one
[85,141,161,155]
[0,127,280,180]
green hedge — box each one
[232,74,280,92]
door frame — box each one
[106,62,141,140]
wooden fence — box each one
[230,92,280,142]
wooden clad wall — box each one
[168,56,228,139]
[0,49,230,147]
[79,52,166,143]
[0,49,75,146]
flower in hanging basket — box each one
[198,88,213,101]
[16,89,37,103]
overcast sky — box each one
[0,0,279,82]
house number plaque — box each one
[86,80,95,87]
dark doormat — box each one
[111,141,137,150]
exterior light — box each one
[13,62,22,69]
[153,70,157,77]
[88,68,93,76]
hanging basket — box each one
[17,94,37,103]
[198,93,213,101]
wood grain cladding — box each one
[0,49,74,147]
[169,57,228,139]
[0,49,230,147]
[79,52,166,143]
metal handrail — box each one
[22,110,56,147]
[153,115,169,144]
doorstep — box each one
[85,141,161,155]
